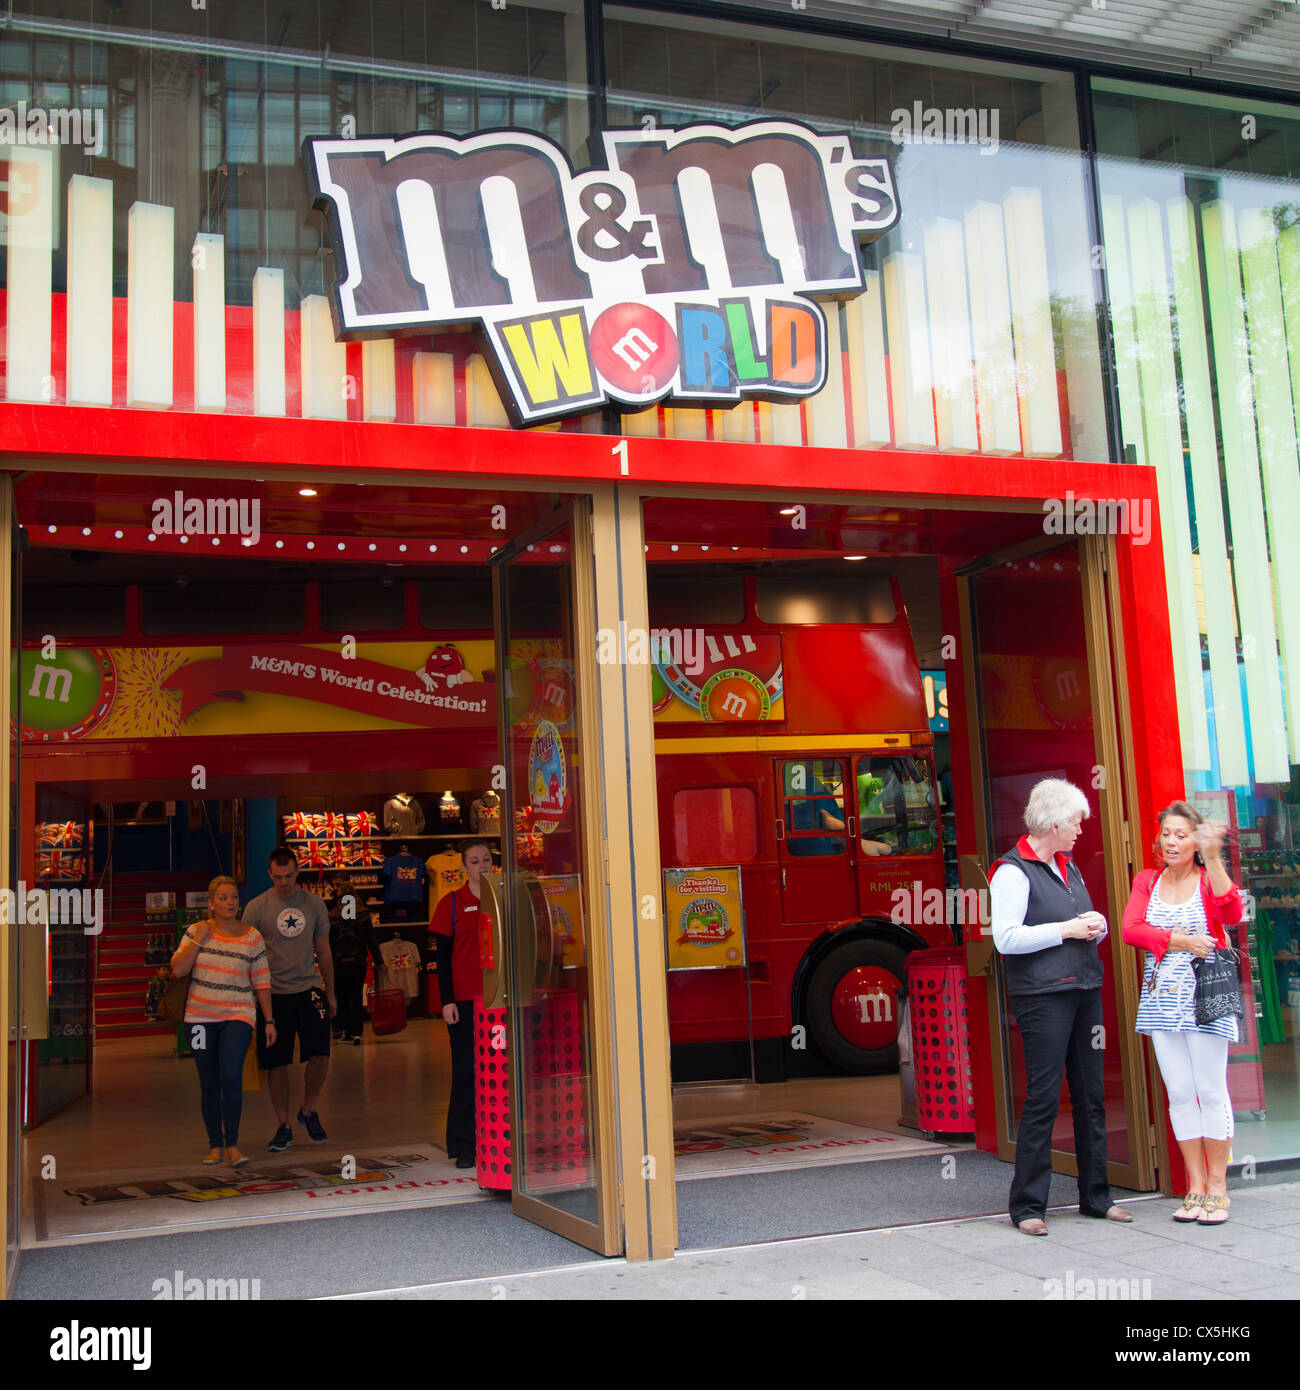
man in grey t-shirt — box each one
[244,848,336,1152]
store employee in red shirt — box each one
[430,840,496,1170]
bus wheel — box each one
[804,938,907,1075]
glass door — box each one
[959,534,1154,1192]
[3,475,18,1295]
[490,502,619,1254]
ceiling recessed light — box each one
[844,554,867,561]
[298,487,318,498]
[779,507,799,516]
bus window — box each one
[854,755,938,856]
[782,759,847,857]
[673,787,758,863]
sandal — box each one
[1172,1192,1205,1222]
[1017,1217,1049,1237]
[1197,1194,1230,1225]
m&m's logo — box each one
[306,121,900,427]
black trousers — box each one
[1008,987,1112,1224]
[335,959,367,1038]
[445,999,476,1160]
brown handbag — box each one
[158,970,190,1023]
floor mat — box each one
[36,1146,488,1240]
[673,1111,960,1179]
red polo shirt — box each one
[429,885,494,1003]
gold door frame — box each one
[957,532,1156,1193]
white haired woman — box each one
[1122,803,1242,1225]
[990,778,1132,1235]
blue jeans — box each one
[190,1020,253,1148]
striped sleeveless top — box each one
[1134,875,1238,1041]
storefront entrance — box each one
[3,471,648,1264]
[958,533,1157,1193]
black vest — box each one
[998,844,1103,996]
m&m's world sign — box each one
[305,121,900,426]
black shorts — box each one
[257,988,332,1068]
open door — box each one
[489,502,621,1254]
[957,533,1156,1193]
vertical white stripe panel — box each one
[620,408,660,438]
[1240,208,1300,764]
[126,201,174,409]
[1003,188,1062,457]
[251,267,286,417]
[412,351,455,425]
[1126,198,1210,771]
[362,340,397,423]
[192,232,226,412]
[923,217,978,451]
[665,408,706,440]
[769,401,803,446]
[1281,224,1300,429]
[66,175,113,407]
[466,354,509,428]
[963,202,1020,454]
[807,301,848,448]
[1201,200,1290,783]
[299,294,347,421]
[719,403,753,443]
[882,251,936,447]
[844,270,891,447]
[1166,196,1249,786]
[5,145,54,402]
[1098,194,1147,469]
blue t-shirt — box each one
[381,853,428,904]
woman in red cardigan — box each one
[1121,802,1243,1225]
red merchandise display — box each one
[473,993,587,1192]
[907,949,975,1135]
[475,1002,511,1190]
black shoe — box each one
[297,1108,328,1143]
[267,1124,293,1153]
[455,1154,475,1169]
[350,1036,361,1046]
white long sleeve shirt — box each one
[989,858,1106,954]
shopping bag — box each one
[242,1039,264,1092]
[369,987,408,1036]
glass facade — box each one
[1094,80,1300,1159]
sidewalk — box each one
[338,1178,1300,1300]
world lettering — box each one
[304,122,900,426]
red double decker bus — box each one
[648,568,950,1080]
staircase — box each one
[93,876,208,1041]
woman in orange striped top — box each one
[170,875,274,1167]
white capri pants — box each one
[1150,1031,1234,1141]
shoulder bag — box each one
[1192,944,1245,1025]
